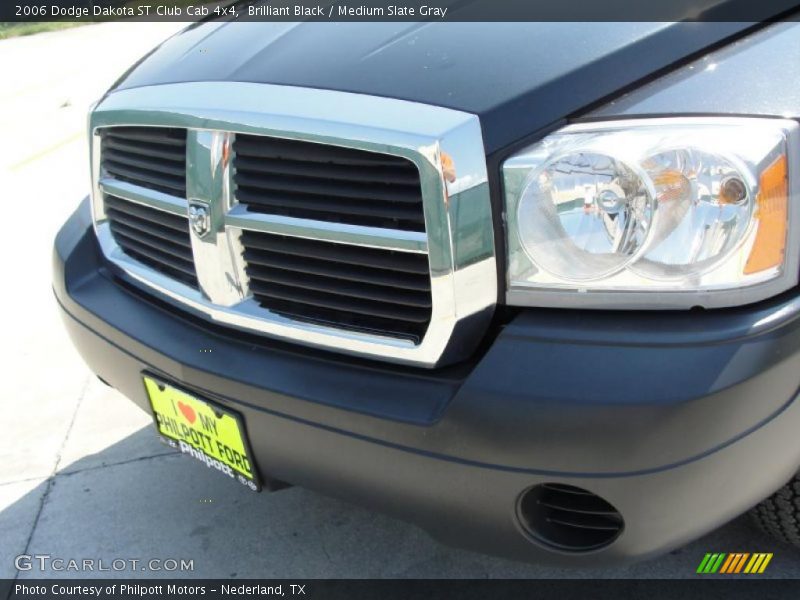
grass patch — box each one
[0,22,90,40]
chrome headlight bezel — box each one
[502,117,800,309]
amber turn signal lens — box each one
[441,151,456,183]
[745,155,788,275]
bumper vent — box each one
[240,231,432,341]
[100,127,187,197]
[233,135,426,232]
[104,195,197,288]
[518,483,624,552]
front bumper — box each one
[53,198,800,566]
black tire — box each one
[750,475,800,547]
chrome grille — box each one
[100,127,186,196]
[241,231,432,341]
[89,82,497,367]
[234,135,426,232]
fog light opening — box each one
[517,483,624,552]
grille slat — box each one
[249,281,431,324]
[241,233,429,274]
[235,156,420,186]
[103,162,185,195]
[246,265,432,308]
[242,251,431,291]
[238,188,425,226]
[234,136,415,168]
[105,208,190,242]
[103,138,186,162]
[101,127,187,197]
[104,196,188,232]
[242,231,432,341]
[104,149,186,178]
[234,134,426,232]
[255,297,425,338]
[235,171,422,203]
[109,223,194,261]
[104,195,197,288]
[103,127,186,147]
[113,235,196,279]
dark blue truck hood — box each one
[113,21,763,154]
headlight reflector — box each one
[503,118,798,309]
[517,151,653,281]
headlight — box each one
[503,118,799,309]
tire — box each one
[750,475,800,548]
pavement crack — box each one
[54,377,92,472]
[0,475,48,488]
[13,375,89,582]
[57,450,180,478]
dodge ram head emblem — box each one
[188,203,211,238]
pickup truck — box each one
[53,17,800,566]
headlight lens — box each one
[503,118,798,309]
[517,151,653,281]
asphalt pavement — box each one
[1,22,798,579]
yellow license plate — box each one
[144,376,260,491]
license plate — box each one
[144,375,260,492]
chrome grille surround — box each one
[89,82,497,368]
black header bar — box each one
[3,0,800,22]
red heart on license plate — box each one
[178,401,196,424]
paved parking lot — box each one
[1,22,798,580]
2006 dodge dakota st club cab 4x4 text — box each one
[53,15,800,565]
